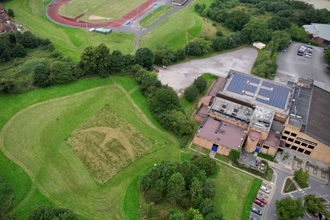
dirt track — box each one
[157,47,258,93]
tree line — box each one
[139,155,223,220]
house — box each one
[172,0,188,6]
[193,70,330,164]
[0,4,16,33]
[303,23,330,44]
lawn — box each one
[139,6,174,28]
[58,0,145,20]
[0,76,179,219]
[214,164,260,220]
[5,0,135,62]
[283,178,297,193]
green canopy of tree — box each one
[275,197,305,220]
[135,47,154,69]
[0,176,14,216]
[184,85,199,102]
[28,206,77,220]
[225,10,251,31]
[192,155,217,176]
[7,9,14,17]
[304,194,323,213]
[33,63,50,87]
[149,86,182,115]
[241,19,271,43]
[267,16,291,31]
[294,168,309,187]
[154,44,175,66]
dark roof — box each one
[208,77,225,97]
[289,85,313,126]
[0,14,6,23]
[0,4,4,10]
[196,104,209,118]
[306,86,330,146]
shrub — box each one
[184,85,199,102]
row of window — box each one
[281,135,316,149]
[284,130,297,137]
[285,143,311,155]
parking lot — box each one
[276,41,330,91]
[250,182,275,219]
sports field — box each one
[58,0,146,20]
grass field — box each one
[139,6,174,28]
[58,0,145,20]
[4,0,135,62]
[214,164,260,220]
[283,178,297,193]
[0,76,180,219]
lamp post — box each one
[85,9,88,30]
[136,4,140,19]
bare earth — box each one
[88,15,108,20]
[157,47,258,93]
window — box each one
[301,143,307,147]
[288,138,294,142]
[308,145,314,150]
[281,135,288,140]
[298,148,304,153]
[284,130,290,135]
[304,150,311,155]
[285,143,291,148]
[294,140,301,145]
[291,133,297,137]
[263,145,269,149]
[291,146,298,150]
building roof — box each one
[303,23,330,42]
[196,116,246,149]
[0,4,4,11]
[264,130,281,148]
[305,86,330,146]
[196,104,209,118]
[208,77,225,97]
[217,70,293,113]
[250,105,275,133]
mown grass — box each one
[58,0,145,20]
[139,6,174,28]
[5,0,135,62]
[139,2,203,50]
[123,176,140,220]
[214,163,258,220]
[112,75,138,92]
[241,178,263,220]
[283,178,297,193]
[215,154,230,163]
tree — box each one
[174,48,186,61]
[205,213,224,220]
[199,198,214,216]
[275,197,305,220]
[271,30,291,51]
[158,110,194,136]
[93,43,111,77]
[241,19,271,43]
[135,47,154,69]
[185,41,203,56]
[212,37,228,51]
[192,155,217,176]
[184,85,199,102]
[111,50,124,73]
[202,179,217,199]
[50,61,76,84]
[28,206,77,220]
[154,44,175,65]
[79,46,97,75]
[289,24,307,41]
[7,9,14,17]
[193,76,207,93]
[294,168,309,187]
[167,173,185,203]
[304,194,323,213]
[148,86,182,115]
[19,31,39,49]
[225,10,251,31]
[0,176,14,216]
[267,16,291,31]
[33,63,50,87]
[169,210,184,220]
[187,208,203,220]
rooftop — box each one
[306,86,330,146]
[218,70,293,113]
[210,97,253,126]
[208,77,225,97]
[196,116,246,150]
[303,23,330,42]
[264,130,282,148]
[288,85,313,127]
[250,105,275,133]
[196,104,209,118]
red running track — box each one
[47,0,155,29]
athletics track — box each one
[47,0,155,29]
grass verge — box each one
[283,178,297,193]
[140,6,174,28]
[123,176,140,220]
[241,178,263,220]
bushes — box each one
[184,76,207,102]
[257,152,275,162]
[294,168,310,188]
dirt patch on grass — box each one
[88,15,108,20]
[68,106,152,184]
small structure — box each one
[94,27,112,34]
[0,4,16,33]
[303,23,330,44]
[172,0,188,6]
[253,42,266,49]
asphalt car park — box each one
[276,41,330,91]
[250,183,274,219]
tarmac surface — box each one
[157,47,258,95]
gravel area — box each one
[156,47,258,94]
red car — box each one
[254,199,265,207]
[154,69,159,73]
[256,196,267,204]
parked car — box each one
[162,65,167,69]
[313,211,319,217]
[260,185,270,194]
[256,196,267,204]
[250,218,258,220]
[307,46,313,51]
[254,198,265,207]
[154,69,159,73]
[305,53,311,58]
[251,207,262,216]
[250,164,257,169]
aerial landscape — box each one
[1,0,330,220]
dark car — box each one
[250,218,258,220]
[251,207,262,216]
[254,199,265,207]
[256,196,267,204]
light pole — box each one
[85,9,88,30]
[136,4,139,19]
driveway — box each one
[157,47,258,94]
[276,41,330,91]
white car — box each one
[260,185,270,194]
[305,54,311,59]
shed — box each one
[95,27,112,34]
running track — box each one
[47,0,155,29]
